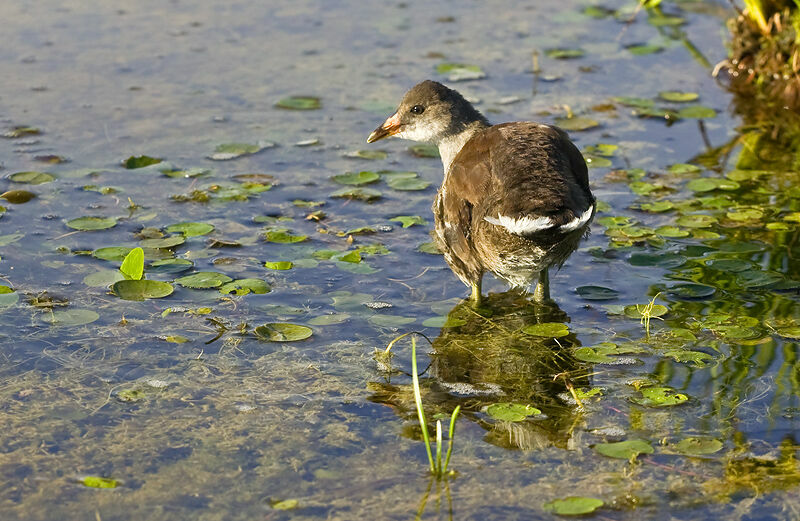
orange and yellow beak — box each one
[366,112,401,143]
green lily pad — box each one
[576,285,619,301]
[270,499,300,510]
[43,308,100,326]
[623,304,668,319]
[162,167,211,178]
[0,233,24,246]
[486,403,541,422]
[545,48,585,59]
[9,171,55,184]
[147,258,194,274]
[112,280,174,300]
[417,242,442,254]
[335,250,362,263]
[165,222,215,237]
[175,271,233,288]
[265,230,308,243]
[83,270,126,288]
[346,149,387,160]
[390,215,426,228]
[655,225,689,238]
[139,236,185,249]
[119,247,144,280]
[331,171,380,185]
[594,439,654,459]
[543,497,604,516]
[522,322,569,337]
[677,105,717,119]
[574,344,618,364]
[1,190,36,204]
[80,477,119,489]
[0,286,19,309]
[93,247,133,262]
[219,278,271,295]
[66,216,117,231]
[255,323,313,341]
[331,187,382,202]
[668,283,716,299]
[368,315,416,327]
[586,156,612,168]
[675,214,718,228]
[659,91,699,102]
[209,142,272,161]
[583,144,617,156]
[124,155,162,169]
[408,144,440,158]
[387,176,430,191]
[554,116,599,131]
[673,437,723,456]
[308,313,350,326]
[631,387,688,407]
[667,163,702,174]
[727,208,764,222]
[421,316,467,328]
[614,96,655,109]
[626,43,663,55]
[275,96,320,110]
[264,261,294,270]
[3,126,40,138]
[648,14,686,26]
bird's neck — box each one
[437,121,488,175]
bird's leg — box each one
[533,269,550,303]
[470,278,483,306]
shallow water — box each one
[1,1,799,520]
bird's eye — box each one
[410,105,425,115]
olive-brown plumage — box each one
[368,80,595,303]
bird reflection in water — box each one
[369,291,590,452]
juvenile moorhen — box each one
[367,80,595,304]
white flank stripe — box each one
[559,206,594,232]
[485,214,554,234]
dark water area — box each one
[1,1,799,520]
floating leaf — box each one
[545,48,585,59]
[613,96,654,109]
[0,286,19,309]
[123,155,162,169]
[43,308,100,326]
[270,499,300,510]
[624,304,668,319]
[255,323,313,341]
[80,477,118,489]
[219,278,271,295]
[641,200,674,212]
[119,247,144,280]
[83,270,126,288]
[346,149,387,160]
[66,216,117,231]
[368,315,416,327]
[668,283,716,299]
[675,214,717,228]
[308,313,350,326]
[387,176,430,191]
[417,242,442,254]
[631,387,688,407]
[655,225,689,238]
[408,144,440,158]
[486,403,541,422]
[626,43,663,55]
[275,96,320,110]
[0,190,36,204]
[677,105,717,119]
[331,187,382,202]
[3,126,40,138]
[421,316,467,328]
[390,215,426,228]
[648,14,686,26]
[264,261,293,270]
[554,116,599,131]
[165,222,215,237]
[522,322,569,337]
[659,91,699,102]
[161,167,211,178]
[139,236,185,249]
[673,437,723,456]
[331,171,380,185]
[576,285,619,301]
[209,142,272,161]
[175,271,233,288]
[335,251,362,263]
[112,280,174,300]
[265,230,308,243]
[668,163,702,174]
[586,156,612,168]
[93,247,133,262]
[0,233,24,246]
[594,439,654,459]
[543,497,604,516]
[8,171,55,184]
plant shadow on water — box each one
[370,292,589,451]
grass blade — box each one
[411,336,435,474]
[435,420,443,474]
[443,405,461,474]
